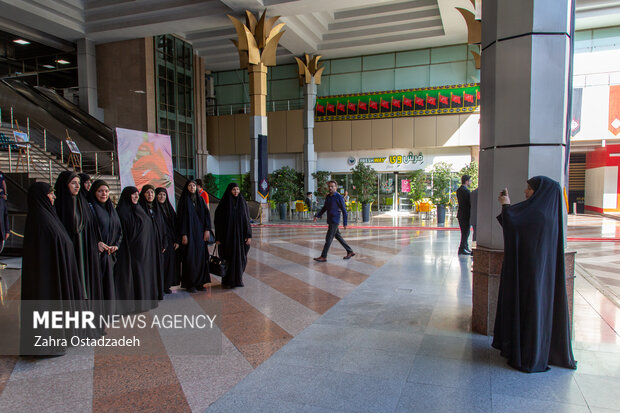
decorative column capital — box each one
[228,10,286,69]
[294,54,325,86]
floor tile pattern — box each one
[0,215,618,412]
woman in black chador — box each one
[89,180,122,303]
[493,176,577,373]
[20,182,84,355]
[155,187,180,293]
[78,173,92,201]
[177,180,212,293]
[54,171,103,303]
[115,186,159,312]
[214,182,252,289]
[139,184,165,300]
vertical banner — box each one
[116,127,175,208]
[571,88,583,137]
[609,85,620,136]
[401,179,411,193]
[257,134,269,199]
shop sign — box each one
[358,157,387,164]
[388,152,423,165]
[357,152,424,166]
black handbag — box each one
[209,245,228,277]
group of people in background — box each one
[21,173,252,316]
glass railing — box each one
[208,98,305,116]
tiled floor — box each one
[0,214,618,412]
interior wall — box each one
[206,111,479,156]
[96,38,153,132]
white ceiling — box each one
[0,0,619,71]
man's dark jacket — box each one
[456,185,471,220]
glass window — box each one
[155,34,195,175]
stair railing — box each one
[1,105,119,177]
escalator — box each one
[0,79,114,150]
[0,79,115,176]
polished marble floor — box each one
[0,215,619,412]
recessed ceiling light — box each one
[13,39,30,45]
[42,64,55,69]
[55,59,70,65]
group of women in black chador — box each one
[21,175,252,328]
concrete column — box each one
[472,0,574,334]
[77,39,104,121]
[303,79,317,195]
[249,63,268,203]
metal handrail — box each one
[1,105,118,176]
[213,98,304,116]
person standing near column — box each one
[313,180,355,262]
[456,175,472,255]
[195,179,210,210]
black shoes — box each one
[186,287,197,293]
[164,288,172,294]
[196,285,206,291]
[458,249,472,256]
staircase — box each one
[0,126,121,198]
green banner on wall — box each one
[315,83,480,121]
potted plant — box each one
[351,162,377,222]
[312,170,331,203]
[431,162,453,224]
[270,166,300,220]
[405,169,427,211]
[241,171,252,200]
[459,161,479,190]
[202,173,219,197]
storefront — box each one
[318,148,472,211]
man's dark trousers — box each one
[458,217,470,252]
[321,223,353,257]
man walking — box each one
[313,181,355,262]
[456,174,472,255]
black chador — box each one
[78,173,92,202]
[54,171,103,302]
[214,182,252,288]
[89,180,123,303]
[177,180,212,292]
[155,187,180,293]
[139,184,165,300]
[20,182,85,355]
[115,187,159,313]
[493,176,577,373]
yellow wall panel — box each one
[414,116,436,147]
[314,121,333,152]
[234,114,250,154]
[218,115,236,155]
[286,110,304,153]
[268,111,287,153]
[351,120,371,150]
[392,117,414,148]
[332,121,352,151]
[371,118,393,149]
[436,114,460,147]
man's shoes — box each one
[196,285,206,291]
[458,250,472,256]
[313,257,327,262]
[464,248,472,254]
[164,288,172,294]
[186,287,197,293]
[343,252,356,260]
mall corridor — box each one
[0,215,618,412]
